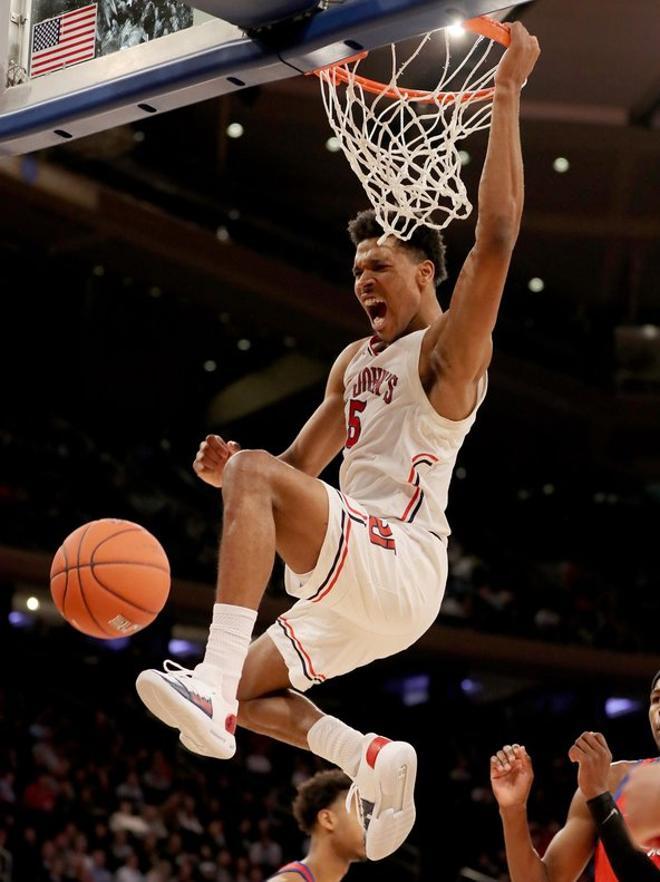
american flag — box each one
[30,4,97,79]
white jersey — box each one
[339,329,487,540]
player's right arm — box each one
[192,339,364,486]
[491,744,595,882]
[277,339,364,476]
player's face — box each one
[648,685,660,749]
[331,792,367,861]
[353,238,428,342]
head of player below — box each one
[349,209,447,345]
[649,670,660,750]
[292,769,367,869]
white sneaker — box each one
[135,660,237,760]
[347,734,417,861]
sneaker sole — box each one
[179,732,221,758]
[135,670,235,760]
[365,741,417,861]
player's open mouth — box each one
[363,297,387,331]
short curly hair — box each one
[348,209,448,287]
[291,770,352,835]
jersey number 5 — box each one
[346,399,367,449]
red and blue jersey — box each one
[595,758,660,882]
[271,861,316,882]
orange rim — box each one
[310,15,510,105]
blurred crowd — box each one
[1,415,658,653]
[1,619,635,882]
[440,537,657,652]
[0,639,320,882]
[98,0,193,56]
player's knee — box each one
[222,448,275,492]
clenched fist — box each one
[495,21,541,91]
[192,434,241,488]
[568,731,612,801]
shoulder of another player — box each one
[609,760,635,789]
[267,873,301,882]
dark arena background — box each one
[1,0,660,880]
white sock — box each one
[194,603,257,703]
[307,715,365,778]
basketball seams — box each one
[73,522,116,638]
[50,561,170,579]
[87,566,161,616]
[64,522,92,620]
[51,519,170,639]
[76,572,117,637]
[89,525,143,555]
[60,543,70,620]
[89,527,168,615]
[91,525,168,567]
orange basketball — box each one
[50,519,171,639]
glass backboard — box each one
[0,0,527,156]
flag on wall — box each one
[30,4,97,79]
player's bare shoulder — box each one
[327,337,371,393]
[340,337,370,366]
[568,761,634,813]
[609,759,637,791]
[268,873,303,882]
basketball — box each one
[50,519,171,639]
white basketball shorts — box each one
[266,482,447,692]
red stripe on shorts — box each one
[279,616,326,682]
[339,491,368,524]
[311,518,352,603]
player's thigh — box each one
[237,632,292,701]
[225,449,329,574]
[271,463,330,573]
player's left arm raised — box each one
[423,22,540,418]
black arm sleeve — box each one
[587,791,660,882]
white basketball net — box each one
[317,27,503,241]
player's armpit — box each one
[541,788,598,882]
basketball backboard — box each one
[0,0,531,156]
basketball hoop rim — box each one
[310,16,511,105]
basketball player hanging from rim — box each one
[137,21,540,862]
